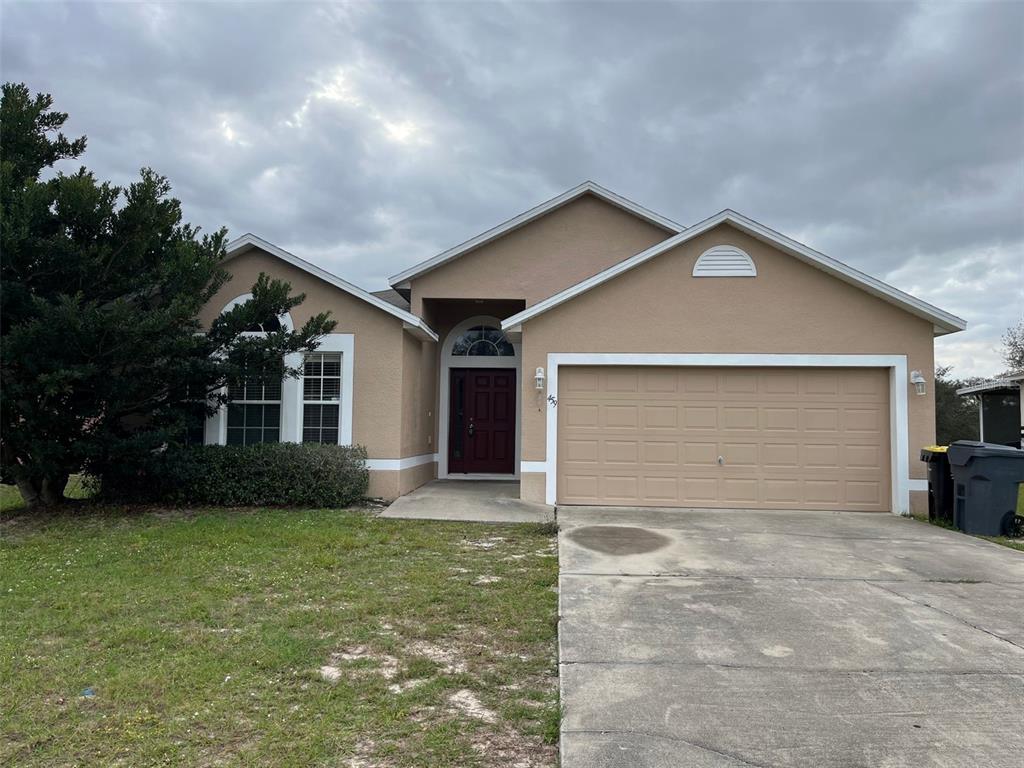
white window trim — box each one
[528,353,914,515]
[437,315,520,480]
[206,331,354,447]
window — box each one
[226,376,281,445]
[174,384,207,445]
[451,325,514,356]
[183,403,207,445]
[244,315,282,333]
[303,352,342,443]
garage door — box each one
[557,367,890,511]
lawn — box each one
[0,505,559,767]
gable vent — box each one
[692,245,757,277]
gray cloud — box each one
[3,0,1021,376]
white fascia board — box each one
[387,181,684,287]
[501,209,967,336]
[226,234,438,342]
[956,378,1022,395]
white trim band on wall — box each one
[539,353,914,516]
[365,453,438,471]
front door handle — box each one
[468,422,475,437]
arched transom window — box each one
[450,325,515,357]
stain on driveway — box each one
[564,525,671,555]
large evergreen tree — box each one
[0,83,335,507]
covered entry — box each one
[556,365,891,510]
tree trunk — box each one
[40,474,69,506]
[14,475,42,508]
[11,473,67,509]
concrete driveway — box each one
[557,508,1024,767]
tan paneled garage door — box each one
[557,366,891,511]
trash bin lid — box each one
[920,445,950,462]
[947,440,1024,466]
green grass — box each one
[0,475,92,513]
[0,506,559,766]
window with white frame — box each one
[226,375,282,445]
[303,352,342,443]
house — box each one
[956,374,1023,448]
[197,182,967,515]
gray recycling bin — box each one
[946,441,1024,536]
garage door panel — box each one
[803,408,840,432]
[722,478,758,504]
[602,475,639,501]
[762,407,799,431]
[805,444,841,468]
[684,406,718,429]
[723,442,757,466]
[723,406,758,430]
[643,405,678,429]
[844,407,886,433]
[604,404,639,429]
[642,475,679,502]
[682,371,718,393]
[564,437,599,463]
[642,441,678,465]
[605,440,639,464]
[558,366,890,511]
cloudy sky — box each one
[3,1,1022,376]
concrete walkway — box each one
[379,480,554,523]
[557,507,1024,768]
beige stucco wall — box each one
[407,193,672,315]
[518,223,936,510]
[200,246,410,465]
[400,330,436,459]
[366,462,437,500]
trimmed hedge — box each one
[98,443,368,508]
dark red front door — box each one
[448,368,516,474]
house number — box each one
[547,395,558,407]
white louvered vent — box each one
[692,245,757,277]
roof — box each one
[388,181,684,288]
[370,288,411,310]
[225,234,437,341]
[501,208,968,337]
[957,373,1024,395]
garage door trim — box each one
[531,354,912,515]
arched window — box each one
[245,315,282,333]
[221,293,293,333]
[450,325,515,357]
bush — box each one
[96,443,368,508]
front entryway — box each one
[448,368,516,474]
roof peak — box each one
[388,181,683,287]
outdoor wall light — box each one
[535,367,545,391]
[910,370,927,396]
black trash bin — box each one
[920,446,953,524]
[947,441,1024,536]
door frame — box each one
[532,353,915,514]
[438,315,521,479]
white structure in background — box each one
[957,373,1024,448]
